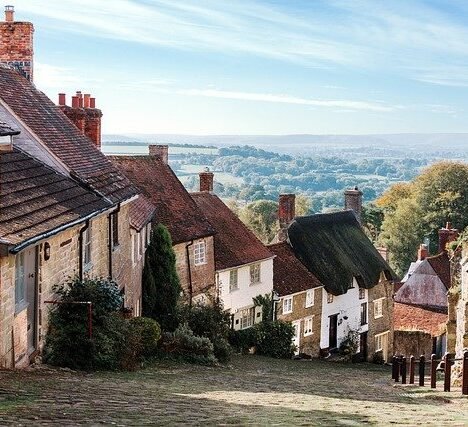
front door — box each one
[360,332,368,360]
[329,314,338,349]
[24,247,37,356]
[292,321,301,355]
[381,332,389,363]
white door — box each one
[292,321,301,355]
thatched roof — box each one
[287,210,396,295]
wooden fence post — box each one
[443,352,451,392]
[395,355,400,383]
[392,356,397,380]
[401,356,407,384]
[431,354,437,389]
[462,351,468,396]
[419,355,425,387]
[409,355,415,384]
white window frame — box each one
[229,269,238,292]
[375,331,388,352]
[283,296,293,314]
[305,289,314,308]
[83,224,92,271]
[240,307,255,329]
[194,240,206,266]
[249,263,261,285]
[146,223,151,247]
[374,298,384,319]
[359,288,366,300]
[327,292,334,304]
[303,316,314,336]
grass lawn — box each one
[0,355,466,425]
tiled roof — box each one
[0,67,136,202]
[395,254,449,310]
[287,211,396,295]
[394,302,447,336]
[269,242,322,296]
[0,121,19,136]
[129,195,155,231]
[0,149,111,246]
[191,192,274,270]
[109,156,215,244]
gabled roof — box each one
[287,210,396,295]
[269,242,322,297]
[128,195,155,232]
[191,192,274,270]
[0,148,111,247]
[0,67,136,203]
[394,302,447,336]
[0,121,19,136]
[395,252,450,310]
[109,156,215,244]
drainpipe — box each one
[107,204,120,280]
[78,221,89,281]
[185,240,194,306]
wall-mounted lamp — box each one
[44,242,51,261]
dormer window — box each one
[0,123,19,151]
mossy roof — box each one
[287,210,396,296]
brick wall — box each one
[173,236,216,302]
[0,21,34,81]
[394,330,433,358]
[368,279,394,362]
[277,287,323,357]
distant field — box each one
[102,145,218,156]
[177,164,244,185]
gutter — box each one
[215,255,276,274]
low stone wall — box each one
[394,330,432,358]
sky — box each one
[10,0,468,135]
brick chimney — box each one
[417,244,428,261]
[58,91,103,149]
[344,186,363,223]
[0,6,34,81]
[199,168,214,192]
[276,194,295,242]
[438,222,459,253]
[149,145,168,164]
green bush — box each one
[228,328,256,354]
[162,323,217,365]
[338,330,359,362]
[253,320,295,359]
[129,317,161,357]
[179,301,232,363]
[372,351,385,365]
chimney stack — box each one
[438,222,459,253]
[149,145,169,164]
[417,244,428,261]
[344,186,363,224]
[4,5,13,22]
[199,168,214,192]
[276,194,295,242]
[58,91,103,149]
[0,6,34,81]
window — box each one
[229,269,238,292]
[374,298,384,319]
[359,288,366,300]
[304,316,314,336]
[194,241,206,265]
[15,252,25,308]
[305,289,314,308]
[327,292,334,304]
[111,212,119,249]
[250,263,261,284]
[240,307,254,329]
[360,302,368,326]
[375,332,388,352]
[146,223,151,247]
[83,224,92,270]
[283,297,293,314]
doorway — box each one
[23,247,37,356]
[360,332,368,360]
[292,320,301,355]
[328,314,338,349]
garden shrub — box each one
[372,351,385,365]
[253,320,295,359]
[228,327,256,354]
[162,323,217,365]
[338,329,359,362]
[129,317,161,357]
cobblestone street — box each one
[0,356,466,425]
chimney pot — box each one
[71,95,79,108]
[4,5,14,22]
[438,223,459,253]
[89,97,96,108]
[199,168,214,192]
[83,94,91,108]
[417,244,428,261]
[58,93,66,106]
[149,144,169,164]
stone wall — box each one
[173,236,216,302]
[277,287,323,357]
[394,330,433,358]
[368,279,394,362]
[455,245,468,357]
